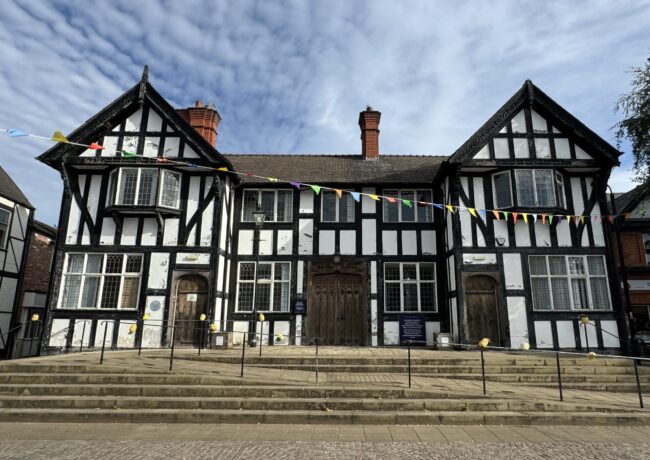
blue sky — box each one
[0,0,648,226]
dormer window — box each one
[492,169,565,209]
[108,168,181,209]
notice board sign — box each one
[399,315,426,346]
[294,297,306,315]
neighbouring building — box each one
[0,166,34,359]
[36,68,627,352]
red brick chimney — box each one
[176,101,221,147]
[359,106,381,160]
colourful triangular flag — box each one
[492,210,500,220]
[592,215,599,222]
[310,185,321,195]
[402,199,412,207]
[608,215,614,223]
[522,213,528,223]
[433,203,444,209]
[503,211,510,221]
[468,208,477,218]
[446,205,455,213]
[548,214,554,225]
[51,130,69,143]
[268,177,279,182]
[350,192,360,202]
[580,215,585,224]
[121,150,138,158]
[335,189,343,198]
[573,215,579,225]
[512,212,518,223]
[7,129,27,137]
[541,213,546,224]
[88,142,104,150]
[369,194,380,201]
[217,166,229,172]
[289,181,302,189]
[531,214,537,222]
[479,209,486,220]
[386,197,397,203]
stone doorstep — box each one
[1,409,650,425]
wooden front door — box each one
[174,275,208,346]
[307,261,367,346]
[465,275,501,346]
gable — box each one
[37,67,232,171]
[450,80,620,165]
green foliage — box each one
[615,55,650,183]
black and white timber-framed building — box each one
[37,68,626,352]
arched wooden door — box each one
[307,261,367,345]
[174,275,208,347]
[465,275,501,345]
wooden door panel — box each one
[175,275,208,346]
[465,275,500,345]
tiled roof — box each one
[0,166,32,208]
[614,182,650,213]
[224,154,446,184]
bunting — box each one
[310,185,321,195]
[350,192,360,202]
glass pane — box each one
[261,191,275,221]
[160,171,180,208]
[531,278,551,310]
[548,256,566,275]
[385,283,401,311]
[257,263,272,280]
[403,284,418,311]
[67,255,85,273]
[555,173,565,208]
[118,169,138,205]
[493,172,513,208]
[242,190,258,221]
[339,194,354,223]
[420,283,435,311]
[274,263,290,281]
[0,226,6,247]
[100,276,121,308]
[276,191,292,222]
[80,276,100,308]
[587,256,605,275]
[273,281,290,311]
[568,257,585,275]
[383,190,399,222]
[416,191,432,222]
[86,255,103,273]
[515,170,535,207]
[401,191,415,222]
[120,277,140,309]
[385,264,400,281]
[419,264,435,281]
[402,264,417,280]
[237,283,253,311]
[255,283,270,310]
[105,255,123,274]
[321,191,337,222]
[571,279,589,309]
[590,278,610,310]
[0,210,9,224]
[239,263,256,281]
[534,170,556,207]
[61,275,81,308]
[138,169,158,205]
[125,255,142,273]
[528,256,547,275]
[551,278,571,310]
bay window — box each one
[59,253,143,309]
[383,190,433,222]
[384,262,436,312]
[529,255,610,311]
[242,189,293,222]
[236,261,290,312]
[109,168,181,209]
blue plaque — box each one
[294,298,306,315]
[399,315,426,345]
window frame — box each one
[109,168,181,209]
[58,253,143,310]
[235,261,291,312]
[528,254,611,311]
[491,171,514,209]
[514,169,563,208]
[383,262,437,313]
[240,189,293,223]
[320,190,355,223]
[382,189,434,223]
[0,207,11,249]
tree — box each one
[615,55,650,183]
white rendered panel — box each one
[147,109,163,131]
[555,138,571,159]
[383,321,399,345]
[100,218,116,245]
[340,230,356,255]
[462,253,497,265]
[446,208,454,250]
[214,297,222,324]
[370,261,377,294]
[474,145,489,159]
[362,187,376,213]
[556,221,571,247]
[298,219,313,255]
[163,218,179,246]
[184,146,200,159]
[450,297,458,341]
[299,190,314,214]
[94,320,114,348]
[142,296,165,348]
[447,255,456,291]
[185,176,201,246]
[493,220,509,247]
[530,110,547,132]
[503,253,523,289]
[575,145,592,160]
[125,108,142,131]
[362,219,376,255]
[514,221,530,247]
[511,110,526,133]
[401,230,417,255]
[295,315,302,345]
[421,230,436,255]
[513,138,529,158]
[535,138,551,159]
[117,321,136,348]
[600,320,620,348]
[49,319,69,347]
[0,197,13,209]
[143,137,159,157]
[297,261,304,294]
[535,220,551,247]
[200,195,214,247]
[319,230,335,255]
[425,322,441,346]
[382,231,398,255]
[277,230,293,255]
[494,138,509,158]
[591,203,605,247]
[147,253,169,290]
[507,297,528,347]
[556,321,576,348]
[216,255,225,296]
[534,321,554,348]
[232,321,249,345]
[141,218,157,246]
[101,136,118,157]
[273,321,290,345]
[571,177,585,215]
[71,320,92,348]
[579,322,598,350]
[259,230,273,256]
[121,218,138,245]
[66,193,82,244]
[0,278,17,312]
[86,175,102,225]
[163,137,180,157]
[238,229,254,255]
[473,177,486,247]
[371,299,378,346]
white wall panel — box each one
[473,145,489,159]
[238,230,254,255]
[370,261,377,294]
[340,230,356,255]
[125,108,142,131]
[421,230,436,255]
[401,230,417,255]
[163,218,179,246]
[514,221,530,247]
[450,297,458,341]
[382,231,398,255]
[200,196,214,247]
[555,138,571,159]
[121,218,138,245]
[383,321,399,345]
[94,320,114,348]
[66,195,81,244]
[503,253,523,289]
[117,321,136,348]
[571,177,585,215]
[447,255,456,291]
[362,187,376,213]
[556,321,576,348]
[462,253,497,265]
[493,220,509,247]
[362,219,376,255]
[575,145,592,160]
[534,321,554,348]
[319,230,335,255]
[371,299,378,346]
[298,219,313,255]
[176,253,210,265]
[147,253,169,289]
[277,230,293,255]
[556,221,571,246]
[259,230,273,255]
[71,320,92,348]
[297,261,304,294]
[425,322,441,346]
[506,297,528,347]
[600,320,620,348]
[185,176,201,246]
[49,319,69,347]
[141,218,157,246]
[86,175,102,224]
[579,322,598,349]
[142,295,165,348]
[273,321,290,345]
[299,190,314,214]
[534,221,551,247]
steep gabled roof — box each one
[37,66,233,172]
[614,182,650,214]
[225,154,445,184]
[0,166,32,209]
[449,80,622,165]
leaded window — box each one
[321,191,355,222]
[383,190,433,223]
[384,262,436,312]
[514,170,564,208]
[109,168,181,209]
[236,262,291,312]
[242,190,293,222]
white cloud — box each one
[0,0,647,224]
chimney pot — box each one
[195,100,202,108]
[359,106,381,160]
[176,103,221,147]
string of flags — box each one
[1,127,629,225]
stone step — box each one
[0,395,633,413]
[1,408,649,425]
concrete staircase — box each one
[0,351,648,425]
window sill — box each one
[105,205,181,217]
